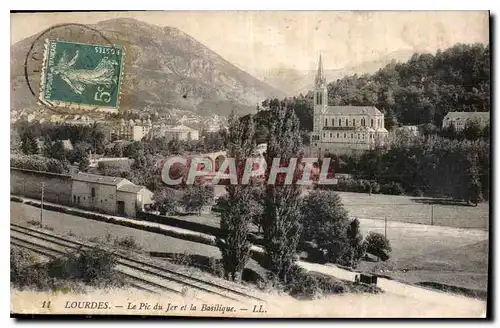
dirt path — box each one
[297,261,486,317]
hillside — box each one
[10,18,285,117]
[255,50,415,96]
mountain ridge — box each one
[10,17,285,118]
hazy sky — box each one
[11,11,489,75]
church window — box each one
[353,118,356,126]
[339,119,342,126]
[343,133,346,138]
[323,133,325,138]
[362,118,365,127]
[332,119,335,126]
[351,133,353,138]
[330,133,332,138]
[371,119,374,127]
[325,118,328,126]
[357,134,360,139]
[337,133,339,138]
[346,118,348,126]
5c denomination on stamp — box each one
[39,39,125,112]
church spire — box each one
[315,53,326,86]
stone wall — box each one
[10,168,72,205]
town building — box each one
[113,118,153,141]
[10,168,153,217]
[310,55,388,154]
[72,173,153,216]
[164,124,200,142]
[442,111,490,131]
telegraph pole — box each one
[431,205,434,226]
[384,216,387,239]
[40,182,44,227]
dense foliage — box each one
[301,190,366,267]
[364,232,392,261]
[329,135,489,204]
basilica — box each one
[310,55,388,154]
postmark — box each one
[24,23,126,114]
[39,40,124,111]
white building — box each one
[71,172,153,217]
[442,111,490,131]
[310,55,388,154]
[164,124,200,142]
[114,118,153,141]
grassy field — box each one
[337,192,489,230]
[179,192,489,293]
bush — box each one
[151,187,180,215]
[171,252,192,266]
[283,265,321,300]
[114,236,141,250]
[301,190,364,267]
[181,184,214,215]
[208,257,225,278]
[10,247,120,291]
[76,248,119,285]
[281,265,381,300]
[380,182,405,195]
[364,232,392,261]
[10,248,46,288]
[11,154,69,174]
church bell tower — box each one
[313,54,328,132]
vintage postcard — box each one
[10,11,490,319]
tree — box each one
[20,131,38,155]
[364,232,391,261]
[181,184,214,215]
[462,119,483,141]
[384,108,398,131]
[215,112,258,282]
[151,187,179,215]
[261,102,303,282]
[78,155,90,172]
[301,190,361,266]
[346,219,365,268]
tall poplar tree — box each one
[261,101,303,282]
[215,112,257,281]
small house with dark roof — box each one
[71,172,153,217]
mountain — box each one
[10,18,285,118]
[255,50,416,96]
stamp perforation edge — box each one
[38,38,126,113]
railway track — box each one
[10,223,266,305]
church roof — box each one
[324,106,383,115]
[315,54,326,86]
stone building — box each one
[164,124,200,142]
[310,55,388,154]
[72,173,153,217]
[114,118,153,141]
[10,168,153,218]
[442,111,490,131]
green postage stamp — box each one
[40,39,125,111]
